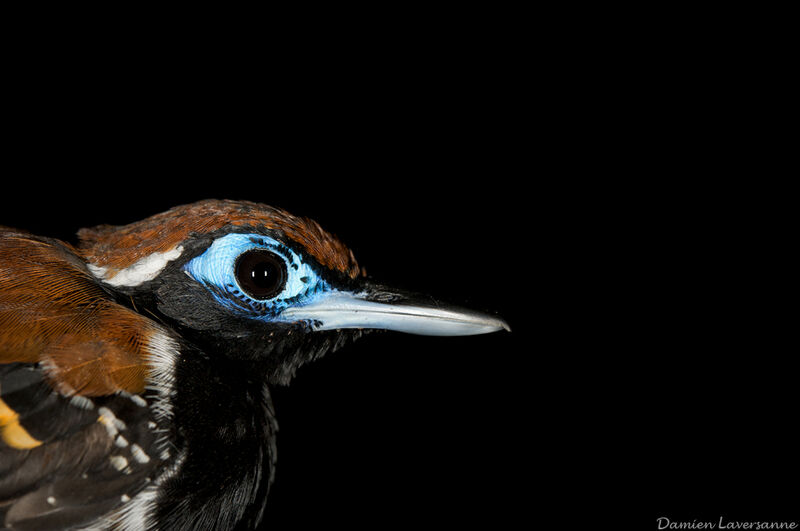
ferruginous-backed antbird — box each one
[0,199,508,530]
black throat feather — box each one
[152,343,277,530]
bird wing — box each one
[0,228,158,396]
[0,229,168,530]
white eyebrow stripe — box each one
[89,246,184,287]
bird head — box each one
[78,199,509,384]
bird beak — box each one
[279,286,510,336]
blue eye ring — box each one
[234,249,287,300]
[183,232,332,321]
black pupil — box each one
[236,250,286,300]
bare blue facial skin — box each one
[183,233,330,321]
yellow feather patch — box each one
[0,397,42,449]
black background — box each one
[3,13,797,530]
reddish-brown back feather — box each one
[0,229,154,396]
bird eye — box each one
[235,250,287,300]
[185,233,329,319]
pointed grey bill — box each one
[279,291,510,336]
